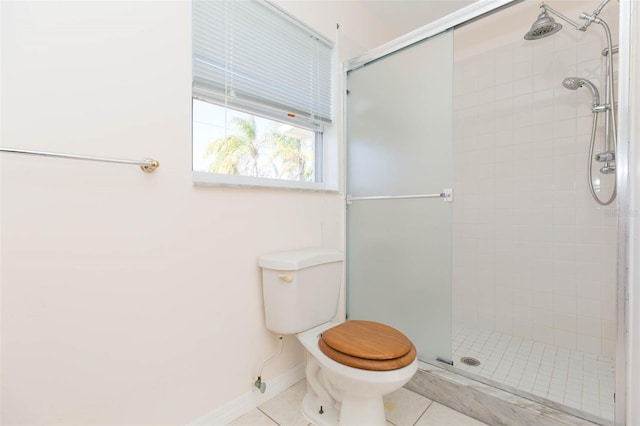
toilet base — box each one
[302,391,386,426]
[339,394,386,425]
[302,391,339,425]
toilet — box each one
[258,248,417,426]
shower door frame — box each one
[344,1,634,424]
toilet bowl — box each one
[297,321,418,426]
[259,248,417,425]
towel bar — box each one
[0,147,159,173]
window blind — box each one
[192,0,333,131]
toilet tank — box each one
[258,248,344,335]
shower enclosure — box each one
[346,0,622,424]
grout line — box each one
[412,399,435,426]
[257,407,281,426]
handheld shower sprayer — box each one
[562,77,600,107]
[562,73,617,200]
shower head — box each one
[562,77,582,90]
[524,6,563,40]
[562,77,600,105]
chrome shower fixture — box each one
[561,75,615,176]
[527,0,618,205]
[524,7,562,39]
[523,0,612,40]
[562,77,600,106]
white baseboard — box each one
[189,363,306,425]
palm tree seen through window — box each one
[193,100,316,182]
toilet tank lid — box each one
[258,248,344,271]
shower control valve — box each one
[595,151,615,162]
[600,164,616,175]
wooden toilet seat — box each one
[319,320,416,371]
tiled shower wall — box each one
[452,1,619,358]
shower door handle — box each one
[346,188,453,204]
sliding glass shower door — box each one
[346,30,454,364]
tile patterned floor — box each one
[452,326,615,422]
[229,379,488,426]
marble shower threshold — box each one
[406,364,611,426]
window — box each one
[192,0,333,190]
[193,100,319,182]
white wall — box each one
[0,1,399,424]
[4,0,637,424]
[274,0,399,62]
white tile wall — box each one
[452,0,619,360]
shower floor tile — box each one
[452,326,614,422]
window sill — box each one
[192,171,338,192]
